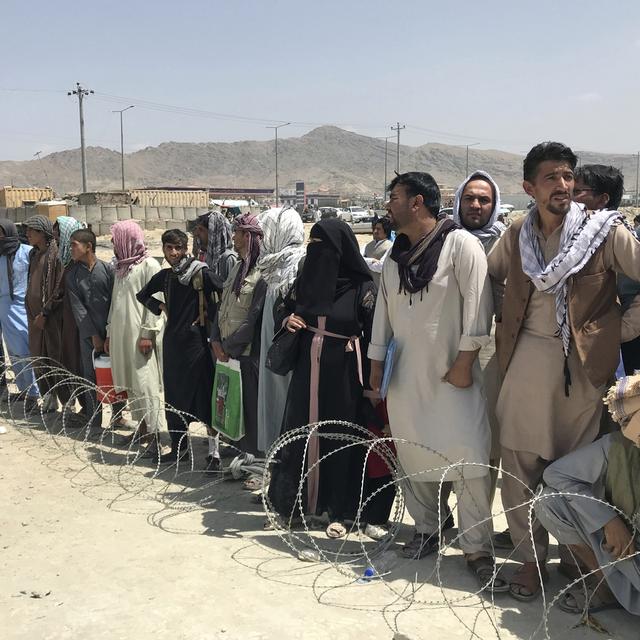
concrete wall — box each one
[0,205,210,235]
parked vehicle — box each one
[346,206,370,223]
[351,215,378,234]
[319,207,339,220]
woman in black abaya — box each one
[268,218,377,537]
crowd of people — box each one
[0,140,638,619]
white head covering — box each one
[452,170,506,245]
[257,206,305,297]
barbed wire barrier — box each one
[2,357,638,639]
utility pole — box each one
[112,105,135,191]
[465,143,479,177]
[377,136,393,202]
[266,122,290,205]
[33,151,49,185]
[391,122,405,173]
[68,83,94,193]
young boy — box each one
[66,228,118,428]
[137,229,223,463]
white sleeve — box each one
[368,262,392,361]
[453,233,493,351]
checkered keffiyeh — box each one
[519,202,624,358]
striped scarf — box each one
[519,203,624,361]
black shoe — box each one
[402,532,440,559]
[204,456,222,475]
[493,528,514,550]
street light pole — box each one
[266,122,291,205]
[68,83,94,193]
[465,143,479,177]
[112,105,135,191]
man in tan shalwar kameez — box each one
[487,142,640,601]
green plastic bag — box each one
[212,358,245,441]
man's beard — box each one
[547,200,571,216]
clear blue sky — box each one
[2,0,639,160]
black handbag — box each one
[266,326,301,375]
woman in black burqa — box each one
[267,218,379,537]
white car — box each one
[346,206,369,224]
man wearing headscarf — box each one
[368,173,500,591]
[212,213,267,457]
[137,229,223,464]
[24,214,65,410]
[193,211,238,281]
[453,171,508,545]
[256,206,305,454]
[105,221,167,451]
[534,374,640,616]
[0,219,39,409]
[53,216,88,415]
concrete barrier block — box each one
[165,219,187,231]
[158,207,172,220]
[117,206,132,221]
[195,207,209,216]
[15,207,27,222]
[86,205,102,225]
[100,206,118,223]
[145,220,165,231]
[171,207,185,220]
[144,207,159,221]
[98,223,114,236]
[0,207,7,219]
[69,205,87,223]
[131,206,146,221]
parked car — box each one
[346,206,370,224]
[439,207,454,219]
[302,208,319,222]
[499,204,515,217]
[351,215,378,234]
[320,207,342,220]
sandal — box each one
[558,581,622,614]
[467,555,509,593]
[326,522,347,539]
[509,561,549,602]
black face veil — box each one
[295,218,372,317]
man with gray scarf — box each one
[453,171,508,544]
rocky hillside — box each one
[1,126,637,197]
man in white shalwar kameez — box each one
[369,172,504,591]
[105,221,167,450]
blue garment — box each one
[0,244,39,396]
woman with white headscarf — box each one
[256,206,305,454]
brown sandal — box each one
[509,561,549,602]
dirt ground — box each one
[1,411,637,640]
[2,220,638,639]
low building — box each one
[0,186,54,207]
[78,191,131,205]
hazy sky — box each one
[2,0,640,161]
